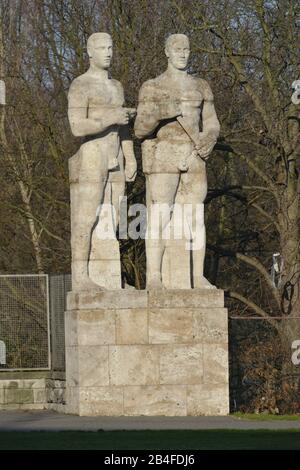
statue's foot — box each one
[147,275,165,290]
[193,276,216,289]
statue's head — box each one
[165,34,190,71]
[87,32,113,70]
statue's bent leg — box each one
[146,173,180,289]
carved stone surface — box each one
[68,33,137,291]
[135,34,220,290]
[65,289,229,416]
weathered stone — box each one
[68,32,137,291]
[33,389,47,404]
[4,388,33,405]
[203,343,229,384]
[193,308,228,343]
[148,289,224,308]
[64,289,229,416]
[66,345,109,387]
[160,344,203,385]
[78,386,123,416]
[109,345,160,386]
[149,308,195,344]
[116,309,148,344]
[162,240,191,289]
[0,388,4,404]
[187,383,229,415]
[67,290,147,311]
[65,387,80,414]
[124,385,186,416]
[135,34,220,289]
[65,309,116,346]
[66,347,79,387]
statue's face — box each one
[165,37,190,70]
[89,36,113,69]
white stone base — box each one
[65,289,229,416]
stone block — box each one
[116,309,148,344]
[187,383,229,415]
[0,388,4,404]
[4,388,33,405]
[64,288,228,416]
[66,346,79,387]
[78,386,124,416]
[65,309,116,346]
[159,344,203,385]
[124,385,186,416]
[109,345,160,385]
[67,289,148,311]
[148,289,224,308]
[33,389,47,404]
[65,387,80,414]
[203,343,229,384]
[193,308,228,343]
[149,308,195,344]
[66,345,109,387]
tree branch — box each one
[227,290,279,330]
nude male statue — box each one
[68,32,137,291]
[134,34,220,289]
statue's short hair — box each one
[165,34,189,50]
[87,32,112,55]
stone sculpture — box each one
[64,34,229,417]
[68,32,137,291]
[134,33,220,289]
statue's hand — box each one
[125,156,137,182]
[196,133,217,160]
[114,108,131,126]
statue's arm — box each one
[196,80,220,160]
[202,99,220,140]
[112,82,137,182]
[201,81,220,140]
[68,80,127,137]
[120,127,137,182]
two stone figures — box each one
[68,33,220,291]
[66,33,229,417]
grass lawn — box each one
[233,413,300,421]
[1,430,300,450]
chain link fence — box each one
[0,274,70,371]
[49,274,71,371]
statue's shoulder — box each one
[138,73,168,100]
[68,73,90,95]
[110,78,124,91]
[194,77,214,101]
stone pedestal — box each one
[65,289,229,416]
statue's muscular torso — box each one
[136,72,213,142]
[135,72,214,174]
[68,72,125,166]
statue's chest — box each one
[160,81,203,108]
[88,81,123,108]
